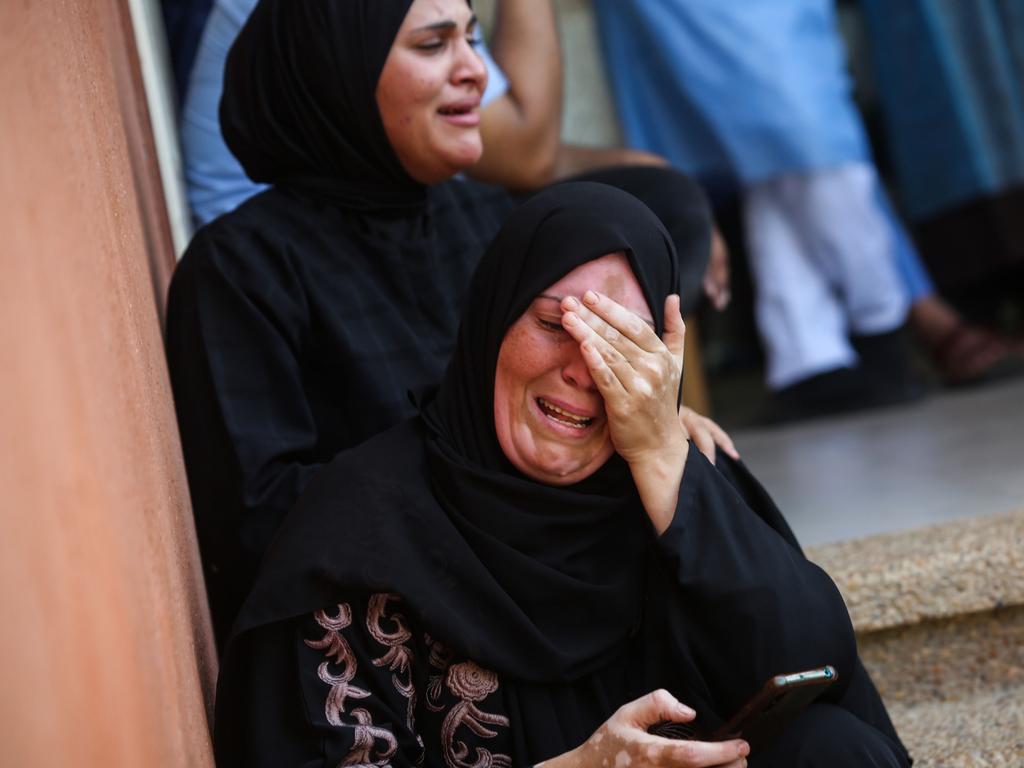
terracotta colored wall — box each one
[0,0,216,765]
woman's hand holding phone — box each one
[539,690,749,768]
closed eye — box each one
[537,318,565,333]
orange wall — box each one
[0,0,216,764]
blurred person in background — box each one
[859,0,1024,384]
[593,0,946,420]
[160,0,211,106]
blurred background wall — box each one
[0,0,216,764]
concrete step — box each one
[861,607,1024,768]
[808,511,1024,767]
[807,510,1024,634]
[887,687,1024,768]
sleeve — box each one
[165,233,322,640]
[476,37,509,108]
[657,443,858,718]
[214,595,426,768]
[180,0,267,225]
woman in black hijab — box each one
[214,183,910,768]
[166,0,509,644]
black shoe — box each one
[851,325,928,406]
[767,366,877,424]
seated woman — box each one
[214,183,910,767]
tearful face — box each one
[493,253,652,485]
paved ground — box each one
[733,377,1024,546]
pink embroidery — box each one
[305,604,372,726]
[340,707,398,767]
[425,633,456,713]
[441,662,512,768]
[367,593,417,731]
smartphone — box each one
[647,666,837,751]
[709,665,838,750]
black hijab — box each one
[417,181,682,678]
[425,181,679,469]
[220,0,426,209]
[229,182,686,678]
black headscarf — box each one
[415,181,681,678]
[220,0,426,209]
[425,180,679,470]
[231,182,685,679]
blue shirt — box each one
[592,0,870,184]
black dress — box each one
[166,178,512,643]
[213,184,910,768]
[215,428,908,768]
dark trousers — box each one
[752,703,910,767]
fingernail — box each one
[563,296,579,310]
[563,312,578,326]
[738,741,750,757]
[676,702,695,717]
[583,290,599,305]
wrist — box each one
[628,442,688,535]
[627,431,688,475]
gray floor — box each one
[734,378,1024,546]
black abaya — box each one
[167,179,512,644]
[213,184,910,767]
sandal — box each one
[932,324,1024,387]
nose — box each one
[561,345,597,392]
[453,36,488,92]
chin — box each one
[441,137,483,170]
[517,449,614,487]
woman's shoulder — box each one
[180,187,387,281]
[229,419,436,638]
[310,418,428,490]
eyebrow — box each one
[537,294,656,328]
[411,15,478,34]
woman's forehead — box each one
[401,0,474,29]
[537,254,652,321]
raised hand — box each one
[561,290,689,533]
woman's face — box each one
[494,253,654,486]
[376,0,487,185]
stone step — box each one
[887,686,1024,768]
[807,510,1024,634]
[860,607,1024,767]
[807,511,1024,766]
[858,606,1024,707]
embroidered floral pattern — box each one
[440,662,511,768]
[425,633,456,713]
[445,662,499,702]
[306,604,372,725]
[305,599,511,768]
[367,593,417,731]
[340,707,398,767]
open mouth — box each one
[438,105,474,116]
[536,397,594,430]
